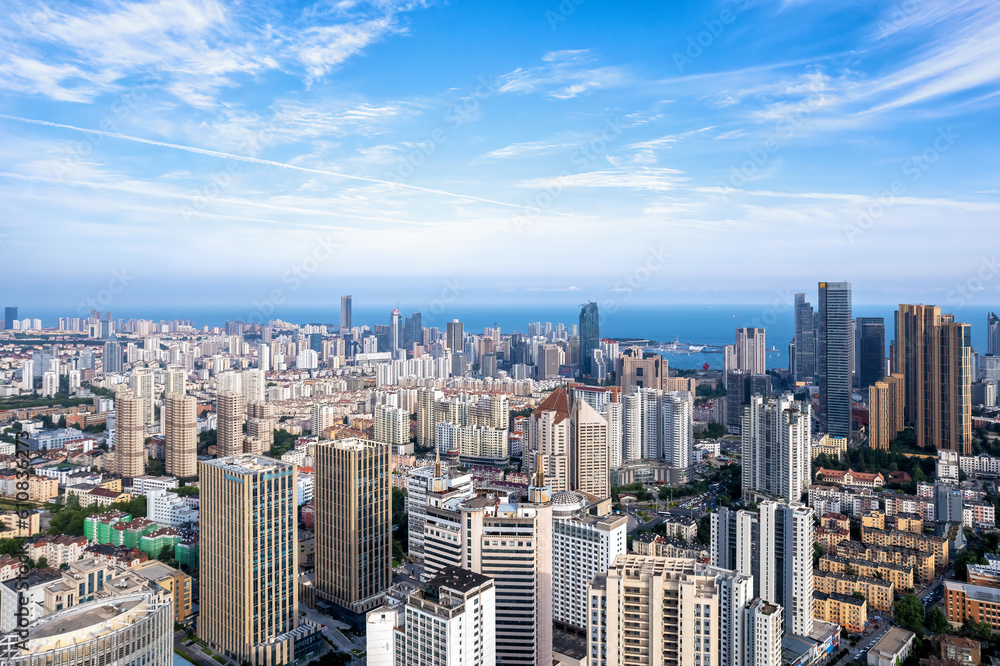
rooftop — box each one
[427,565,491,594]
[871,626,916,656]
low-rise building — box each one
[815,468,884,488]
[939,635,980,665]
[813,590,867,634]
[0,511,41,537]
[945,580,1000,631]
[23,535,88,567]
[867,627,915,666]
[861,526,949,571]
[812,570,894,611]
[819,555,914,592]
[132,559,193,621]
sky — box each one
[2,0,1000,317]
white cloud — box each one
[497,50,628,99]
[518,167,687,192]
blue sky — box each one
[2,0,1000,315]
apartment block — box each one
[813,590,867,634]
[812,570,894,611]
[818,555,913,591]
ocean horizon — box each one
[18,303,1000,372]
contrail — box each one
[0,114,559,214]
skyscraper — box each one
[389,309,403,354]
[735,327,767,375]
[446,319,464,353]
[199,455,307,666]
[661,391,694,481]
[579,301,599,376]
[855,317,886,390]
[571,398,610,498]
[403,312,423,351]
[216,391,246,457]
[759,501,814,636]
[164,364,186,397]
[527,388,571,492]
[130,367,156,426]
[818,281,854,438]
[4,307,16,330]
[165,394,197,478]
[988,312,1000,357]
[314,438,391,630]
[742,394,811,504]
[895,304,972,453]
[115,391,145,479]
[103,334,123,374]
[340,295,352,332]
[793,293,816,382]
[868,373,905,451]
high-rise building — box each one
[131,367,156,426]
[528,388,571,492]
[989,312,1000,357]
[588,556,729,666]
[742,394,811,504]
[199,455,308,666]
[579,302,599,377]
[711,506,761,597]
[374,403,410,454]
[793,294,816,383]
[895,304,973,453]
[818,281,854,438]
[164,364,186,397]
[661,391,694,481]
[389,309,403,354]
[20,359,33,392]
[725,371,772,434]
[571,398,610,498]
[245,401,274,455]
[461,471,553,666]
[446,319,464,353]
[165,394,197,478]
[619,347,664,393]
[3,307,16,330]
[216,391,246,457]
[868,373,905,451]
[406,459,474,570]
[759,501,814,636]
[745,599,784,666]
[603,400,623,469]
[551,492,626,631]
[735,327,767,375]
[403,312,423,351]
[340,295,352,332]
[103,334,123,374]
[622,392,642,462]
[855,317,886,390]
[242,368,266,404]
[392,566,497,666]
[314,438,392,630]
[115,391,145,479]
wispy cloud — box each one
[518,167,687,192]
[497,50,628,99]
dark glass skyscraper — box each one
[579,301,599,376]
[103,334,123,374]
[4,307,16,330]
[793,294,815,382]
[403,312,422,350]
[340,295,352,332]
[854,316,885,390]
[818,281,853,438]
[989,312,1000,357]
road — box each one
[847,618,893,663]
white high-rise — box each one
[603,401,623,469]
[759,501,814,637]
[640,388,660,459]
[374,404,410,454]
[622,392,642,462]
[242,368,266,404]
[661,391,694,476]
[131,367,156,425]
[742,394,811,505]
[21,359,34,392]
[745,599,784,666]
[41,372,58,397]
[164,364,186,397]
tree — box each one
[852,590,866,600]
[963,618,993,642]
[894,594,925,635]
[814,542,826,567]
[956,548,988,580]
[925,607,950,634]
[695,514,711,546]
[36,556,48,569]
[146,458,165,476]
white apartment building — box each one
[742,394,812,504]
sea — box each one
[21,303,1000,372]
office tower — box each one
[131,367,156,425]
[115,391,145,479]
[245,401,274,455]
[855,317,886,390]
[199,455,304,666]
[528,388,571,492]
[759,501,814,636]
[661,391,694,482]
[735,327,767,375]
[103,334,123,374]
[403,312,423,351]
[216,391,246,457]
[374,404,409,454]
[3,307,16,330]
[603,401,623,469]
[579,301,599,376]
[793,293,816,382]
[868,373,905,451]
[619,346,664,393]
[164,364,186,396]
[537,344,561,379]
[315,438,391,630]
[742,394,811,504]
[818,281,854,438]
[394,566,496,666]
[340,295,352,331]
[984,311,1000,358]
[407,459,474,567]
[461,469,552,666]
[571,398,610,497]
[165,394,197,478]
[895,304,973,453]
[446,319,464,353]
[622,392,642,461]
[551,493,627,631]
[745,599,784,666]
[711,506,761,597]
[725,371,772,433]
[587,556,722,666]
[389,309,403,354]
